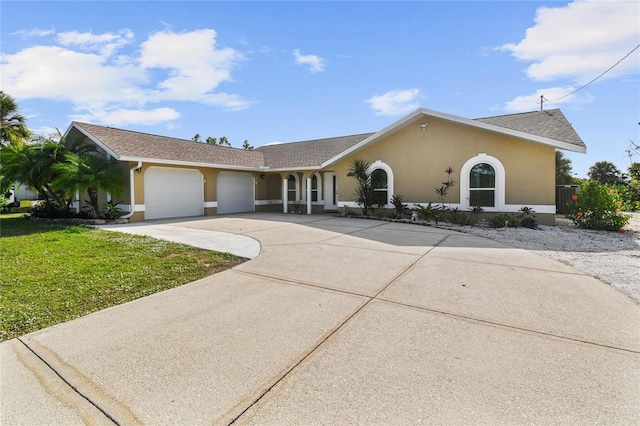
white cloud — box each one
[501,0,640,83]
[30,126,62,140]
[293,49,325,73]
[366,89,420,116]
[1,28,252,126]
[58,29,134,57]
[71,107,181,126]
[140,29,246,104]
[504,86,593,112]
[2,45,145,103]
[12,28,55,38]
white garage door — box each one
[217,172,255,214]
[144,167,204,220]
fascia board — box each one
[262,166,324,172]
[69,122,121,159]
[117,156,263,171]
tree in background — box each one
[627,162,640,211]
[194,133,246,148]
[0,91,30,147]
[555,150,574,185]
[587,161,624,185]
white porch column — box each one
[282,178,288,213]
[306,177,312,214]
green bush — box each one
[412,202,445,223]
[0,195,9,210]
[567,181,630,231]
[486,207,538,229]
[447,208,475,225]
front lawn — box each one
[0,211,244,341]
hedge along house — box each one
[62,107,586,225]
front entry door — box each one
[324,172,338,210]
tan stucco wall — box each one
[331,116,556,207]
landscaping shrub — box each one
[447,207,475,225]
[567,181,630,231]
[486,207,538,229]
[518,207,539,229]
[412,202,445,223]
[390,194,407,218]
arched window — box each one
[287,174,298,202]
[371,169,388,205]
[366,160,394,206]
[469,163,495,207]
[459,154,505,211]
[311,174,319,202]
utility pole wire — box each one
[545,44,640,103]
[537,95,548,111]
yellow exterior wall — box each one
[331,116,556,206]
[90,114,560,223]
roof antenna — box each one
[537,95,548,111]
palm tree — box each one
[0,91,30,146]
[555,150,574,185]
[347,158,374,215]
[54,152,123,218]
[588,161,623,185]
[0,139,68,208]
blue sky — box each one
[2,1,639,178]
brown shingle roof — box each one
[73,122,265,168]
[70,108,585,171]
[256,133,375,168]
[474,109,586,148]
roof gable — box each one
[321,107,586,167]
[256,133,374,169]
[474,109,585,149]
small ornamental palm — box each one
[347,158,374,215]
[54,153,123,218]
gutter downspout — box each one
[120,161,142,219]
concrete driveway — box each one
[2,213,639,425]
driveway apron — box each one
[2,214,639,425]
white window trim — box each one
[459,154,505,211]
[366,160,394,206]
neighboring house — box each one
[62,107,586,225]
[13,183,38,200]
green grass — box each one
[0,208,244,341]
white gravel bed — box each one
[438,213,640,304]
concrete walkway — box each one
[2,214,639,425]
